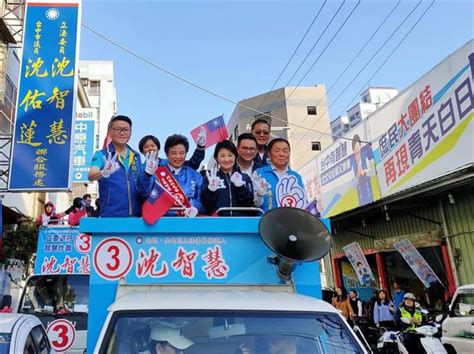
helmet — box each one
[404,292,416,300]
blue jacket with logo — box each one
[253,164,306,212]
[201,168,254,216]
[163,165,205,215]
[96,144,152,217]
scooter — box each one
[376,319,446,353]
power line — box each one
[294,0,435,167]
[279,0,347,89]
[256,0,328,111]
[291,0,401,140]
[283,0,362,129]
[290,0,423,154]
[255,0,359,133]
[82,22,366,143]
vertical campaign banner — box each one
[8,0,82,191]
[394,239,441,288]
[72,108,96,182]
[343,242,375,286]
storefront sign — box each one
[394,239,441,288]
[9,0,82,191]
[372,43,474,197]
[72,109,96,182]
[343,242,375,286]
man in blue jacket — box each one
[252,138,307,212]
[88,115,157,217]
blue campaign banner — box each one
[9,0,82,191]
[80,217,325,349]
[72,118,94,182]
[34,227,90,275]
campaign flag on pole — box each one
[190,115,228,148]
[343,242,375,286]
[8,0,82,191]
[142,181,176,225]
[394,239,441,288]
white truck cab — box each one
[441,284,474,353]
[80,209,367,353]
[96,289,366,353]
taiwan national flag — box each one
[191,115,228,148]
[142,181,176,225]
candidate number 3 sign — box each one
[93,237,133,280]
[47,319,76,352]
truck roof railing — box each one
[215,207,264,216]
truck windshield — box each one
[18,274,89,331]
[101,311,363,354]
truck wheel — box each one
[443,344,456,354]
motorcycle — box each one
[375,319,446,353]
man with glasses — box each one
[236,133,258,176]
[88,115,157,217]
[251,119,271,168]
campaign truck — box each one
[80,208,368,353]
[17,225,90,353]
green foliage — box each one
[1,220,38,268]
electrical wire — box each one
[256,0,327,111]
[294,0,402,126]
[81,22,366,143]
[294,0,435,167]
[289,0,423,156]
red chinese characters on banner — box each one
[201,245,229,279]
[420,85,433,114]
[41,256,60,274]
[136,247,168,278]
[172,247,198,279]
[78,255,90,274]
[408,98,421,126]
[61,256,77,274]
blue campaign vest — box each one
[98,144,150,217]
[254,164,306,211]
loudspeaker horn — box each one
[258,207,332,281]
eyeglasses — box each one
[254,130,270,136]
[239,147,257,152]
[111,127,131,134]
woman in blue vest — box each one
[252,138,307,212]
[201,140,254,216]
[162,134,205,216]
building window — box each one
[234,126,239,140]
[307,106,317,115]
[80,78,89,87]
[89,80,100,95]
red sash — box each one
[155,166,191,215]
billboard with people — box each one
[314,123,381,218]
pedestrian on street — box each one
[332,286,354,320]
[373,289,395,329]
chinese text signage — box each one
[34,227,90,275]
[9,0,81,190]
[72,108,95,182]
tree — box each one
[1,218,38,281]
